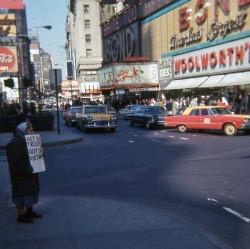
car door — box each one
[207,107,225,129]
[132,106,144,124]
[199,108,212,129]
[187,108,201,129]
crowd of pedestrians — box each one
[117,94,245,115]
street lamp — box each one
[28,25,52,31]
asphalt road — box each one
[41,116,250,249]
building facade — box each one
[65,0,136,102]
[0,0,31,103]
[99,0,250,112]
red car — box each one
[63,106,81,126]
[164,106,250,136]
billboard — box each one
[102,22,140,64]
[0,0,24,10]
[98,63,158,87]
[0,46,18,73]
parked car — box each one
[164,106,250,136]
[125,105,168,129]
[63,106,81,126]
[76,105,117,132]
[40,104,53,113]
[118,104,139,119]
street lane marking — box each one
[223,207,250,223]
[151,139,160,142]
[169,136,175,138]
[180,137,189,140]
[129,140,135,143]
[207,198,219,204]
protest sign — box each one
[25,134,46,173]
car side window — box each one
[135,107,143,113]
[201,109,209,115]
[190,109,199,116]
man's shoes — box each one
[26,211,42,218]
[17,215,33,223]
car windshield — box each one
[85,107,107,114]
[211,107,232,115]
[41,105,52,109]
[144,107,156,114]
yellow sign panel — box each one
[0,14,16,37]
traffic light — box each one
[4,78,14,89]
[22,77,33,88]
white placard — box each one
[25,134,46,173]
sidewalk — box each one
[0,130,234,249]
[0,129,83,150]
[0,195,234,249]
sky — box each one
[24,0,67,77]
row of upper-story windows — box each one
[85,4,117,15]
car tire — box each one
[146,120,152,129]
[243,130,250,135]
[111,128,116,133]
[65,120,68,126]
[83,125,88,133]
[224,124,237,136]
[76,122,81,130]
[178,125,187,133]
[130,120,134,126]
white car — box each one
[118,105,139,119]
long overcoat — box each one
[6,133,40,197]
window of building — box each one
[112,4,116,13]
[86,49,92,57]
[106,5,112,14]
[84,5,89,14]
[86,34,91,43]
[84,20,90,29]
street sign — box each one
[49,69,62,85]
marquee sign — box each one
[98,63,158,87]
[0,46,18,73]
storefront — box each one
[139,0,250,112]
[98,62,159,105]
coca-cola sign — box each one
[0,47,18,73]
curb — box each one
[0,136,82,150]
[42,137,83,147]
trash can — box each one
[0,157,13,207]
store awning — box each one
[201,72,250,88]
[164,76,208,90]
[214,72,243,87]
[199,75,225,88]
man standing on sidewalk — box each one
[13,104,27,133]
